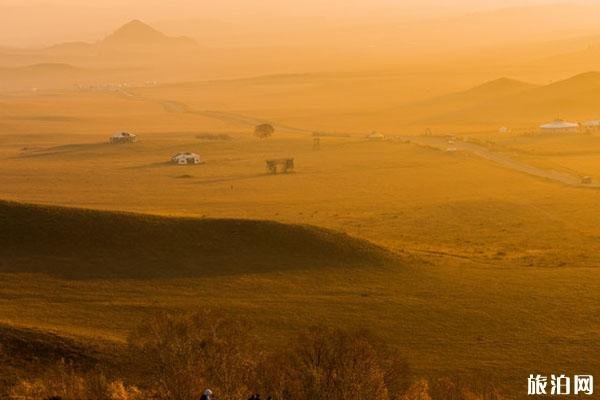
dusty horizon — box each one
[2,0,600,49]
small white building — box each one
[367,131,385,140]
[499,127,511,134]
[109,132,137,144]
[539,119,580,134]
[171,152,202,165]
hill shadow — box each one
[0,201,402,280]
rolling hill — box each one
[440,71,600,125]
[376,71,600,130]
[401,77,537,113]
[0,201,400,279]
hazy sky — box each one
[0,0,596,46]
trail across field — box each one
[400,135,600,189]
[120,89,312,133]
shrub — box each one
[128,310,258,400]
[253,325,411,400]
[289,326,390,400]
[8,361,142,400]
[254,124,274,139]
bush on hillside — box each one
[128,310,257,400]
[8,361,142,400]
[285,326,390,399]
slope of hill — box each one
[534,71,600,97]
[372,71,600,130]
[441,71,600,125]
[412,77,537,110]
[368,76,536,129]
[448,77,536,101]
[0,201,400,279]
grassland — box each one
[1,83,600,398]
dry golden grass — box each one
[1,85,600,397]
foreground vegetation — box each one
[2,129,600,398]
[5,311,506,400]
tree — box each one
[128,310,257,400]
[253,326,399,400]
[254,123,274,139]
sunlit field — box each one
[2,87,600,397]
[2,2,600,398]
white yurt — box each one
[367,131,385,140]
[539,119,579,134]
[109,132,137,144]
[171,152,202,165]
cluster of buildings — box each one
[75,81,159,92]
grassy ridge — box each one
[0,200,400,279]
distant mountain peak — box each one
[102,20,167,45]
[122,19,151,28]
[101,19,196,47]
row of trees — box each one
[8,310,505,400]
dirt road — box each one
[401,135,600,188]
[119,89,311,133]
